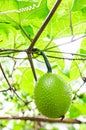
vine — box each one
[0,0,86,128]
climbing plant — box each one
[0,0,86,129]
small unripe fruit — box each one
[34,73,72,118]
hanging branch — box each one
[43,35,86,50]
[0,63,12,90]
[27,53,37,81]
[0,48,25,55]
[0,115,84,124]
[44,50,86,57]
[72,61,86,99]
[0,88,11,93]
[27,0,62,52]
[0,47,86,61]
[45,55,86,61]
[0,63,27,104]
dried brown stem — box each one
[0,88,11,93]
[0,63,12,89]
[0,116,84,124]
[0,48,25,53]
[27,53,37,81]
[44,35,86,51]
[0,63,27,104]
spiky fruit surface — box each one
[34,73,72,118]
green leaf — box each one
[69,61,80,80]
[79,94,86,103]
[19,68,34,95]
[0,0,19,22]
[47,1,86,38]
[70,101,86,118]
[0,23,16,48]
[69,104,81,118]
[18,0,49,26]
[23,25,34,37]
[80,49,86,55]
[81,7,86,14]
[72,0,86,11]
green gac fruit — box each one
[34,73,72,118]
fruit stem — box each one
[32,48,52,73]
[41,51,52,73]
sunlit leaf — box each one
[72,0,86,11]
[19,67,34,96]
